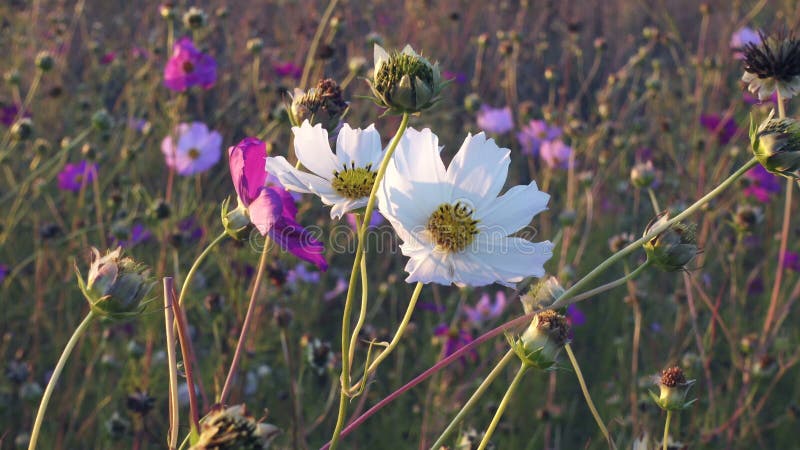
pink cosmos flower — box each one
[161,122,222,176]
[743,165,782,202]
[434,324,476,362]
[163,37,217,92]
[700,114,739,145]
[540,139,574,169]
[516,119,562,157]
[57,161,97,192]
[730,27,760,59]
[273,61,302,80]
[566,304,586,327]
[228,138,327,270]
[782,251,800,272]
[476,105,514,134]
[463,291,507,325]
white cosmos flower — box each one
[265,120,384,219]
[378,128,553,287]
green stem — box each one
[430,349,516,450]
[164,278,180,450]
[568,260,650,304]
[219,238,271,404]
[177,231,228,307]
[347,215,369,368]
[565,343,615,449]
[549,157,759,310]
[477,363,529,450]
[0,70,42,156]
[662,410,672,450]
[28,311,95,450]
[330,112,410,450]
[647,187,661,214]
[299,0,340,90]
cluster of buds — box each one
[750,112,800,179]
[649,366,696,411]
[76,248,152,319]
[368,44,443,114]
[289,78,349,134]
[190,405,279,450]
[643,212,698,272]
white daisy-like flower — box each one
[265,120,384,219]
[378,127,553,287]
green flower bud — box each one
[221,197,252,240]
[10,118,33,141]
[511,310,570,370]
[91,109,113,131]
[289,78,349,133]
[246,37,263,53]
[368,44,443,114]
[630,160,656,188]
[520,276,565,312]
[750,112,800,179]
[35,51,54,72]
[4,69,21,85]
[649,366,696,411]
[76,248,152,319]
[183,6,207,29]
[160,3,176,19]
[191,404,279,450]
[643,212,697,271]
[463,92,481,114]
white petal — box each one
[391,127,447,185]
[335,123,383,168]
[374,44,389,73]
[404,250,453,285]
[330,198,367,220]
[470,236,554,286]
[266,156,343,206]
[292,121,339,179]
[475,181,550,235]
[446,133,510,210]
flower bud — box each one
[348,56,367,75]
[643,212,697,271]
[463,92,481,114]
[91,109,113,131]
[246,37,263,54]
[512,310,571,370]
[190,404,279,450]
[368,44,443,114]
[608,232,634,253]
[630,160,656,188]
[77,248,152,319]
[4,69,20,85]
[750,113,800,179]
[220,197,253,240]
[732,205,762,232]
[10,118,33,141]
[520,276,565,312]
[183,6,207,29]
[160,2,175,19]
[289,78,348,133]
[35,51,54,72]
[649,366,696,411]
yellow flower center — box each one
[426,201,479,252]
[331,162,377,199]
[187,148,201,160]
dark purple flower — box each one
[100,52,117,65]
[1,103,30,127]
[113,223,152,248]
[163,37,217,92]
[743,165,782,202]
[566,304,586,327]
[747,276,764,295]
[178,216,205,243]
[782,251,800,272]
[434,324,476,362]
[443,71,468,84]
[700,114,739,145]
[229,138,327,270]
[517,119,562,157]
[273,61,302,80]
[287,264,321,285]
[58,161,97,192]
[0,264,8,283]
[743,90,779,106]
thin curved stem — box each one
[430,349,516,450]
[220,238,271,404]
[565,343,615,449]
[347,215,369,368]
[663,410,673,450]
[164,278,180,450]
[568,260,650,304]
[477,363,528,450]
[177,231,228,307]
[28,311,95,450]
[330,112,409,450]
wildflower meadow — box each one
[3,1,800,449]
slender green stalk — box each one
[164,278,180,450]
[430,349,516,450]
[647,188,661,214]
[568,261,650,304]
[28,311,95,450]
[299,0,340,90]
[662,410,672,450]
[220,238,271,403]
[329,112,410,450]
[0,70,42,156]
[348,282,424,393]
[347,216,370,368]
[172,298,200,434]
[549,157,759,310]
[177,231,228,307]
[565,343,615,449]
[476,363,529,450]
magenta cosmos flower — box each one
[463,291,507,325]
[743,165,782,202]
[516,119,563,157]
[540,139,574,169]
[476,105,514,134]
[700,114,739,145]
[58,161,97,192]
[163,37,217,91]
[228,138,327,270]
[161,122,222,175]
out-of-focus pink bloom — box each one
[273,61,302,79]
[540,139,574,169]
[287,263,321,285]
[517,120,562,157]
[434,324,476,362]
[161,122,222,176]
[58,161,97,192]
[476,105,514,134]
[782,251,800,272]
[100,52,116,65]
[323,277,348,301]
[443,71,468,85]
[163,37,217,91]
[566,304,586,327]
[743,165,782,202]
[113,223,152,248]
[700,114,739,145]
[132,47,149,60]
[229,138,327,270]
[1,103,30,127]
[730,27,760,59]
[463,291,506,325]
[345,211,384,231]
